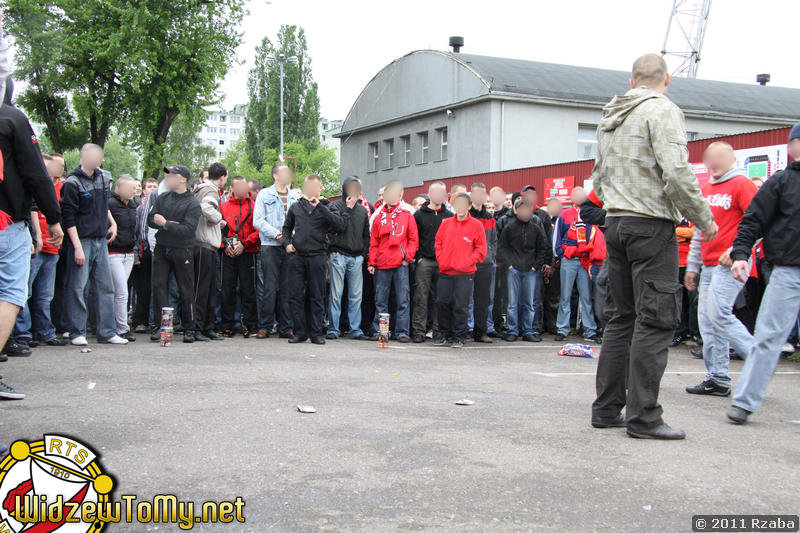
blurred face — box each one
[789,138,800,161]
[345,179,362,198]
[523,189,538,207]
[232,179,249,198]
[302,178,322,199]
[428,184,447,205]
[703,144,736,178]
[164,172,184,191]
[546,199,563,218]
[453,196,470,216]
[490,188,506,208]
[450,185,466,198]
[383,184,402,206]
[471,187,487,206]
[274,165,292,186]
[570,187,587,206]
[45,157,64,179]
[144,181,158,195]
[515,203,533,222]
[81,147,103,171]
[411,197,425,211]
[116,179,136,201]
[133,181,142,197]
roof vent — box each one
[449,36,464,53]
[756,73,770,86]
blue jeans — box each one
[15,252,59,341]
[557,257,597,337]
[0,222,33,308]
[698,265,753,387]
[373,265,410,338]
[64,237,116,339]
[328,252,364,338]
[506,267,541,336]
[733,266,800,413]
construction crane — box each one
[661,0,712,78]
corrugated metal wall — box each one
[398,126,792,201]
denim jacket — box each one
[253,184,300,246]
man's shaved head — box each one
[631,54,668,89]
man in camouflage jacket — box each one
[590,53,717,441]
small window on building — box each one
[368,142,379,172]
[231,116,241,123]
[219,115,227,122]
[207,139,216,145]
[219,139,225,145]
[578,124,598,160]
[437,127,448,160]
[418,131,429,164]
[220,127,226,135]
[208,126,217,134]
[384,139,394,169]
[400,135,411,166]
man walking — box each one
[434,193,486,348]
[327,176,371,340]
[591,54,716,440]
[726,124,800,424]
[60,144,127,346]
[684,142,757,397]
[192,162,227,341]
[411,182,451,343]
[147,165,202,343]
[253,163,299,339]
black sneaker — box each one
[504,334,517,342]
[686,379,730,397]
[0,353,7,362]
[183,331,196,343]
[433,337,448,346]
[451,339,464,349]
[487,331,502,338]
[43,337,69,346]
[669,335,685,347]
[3,341,31,357]
[691,348,703,359]
[122,331,136,342]
[150,330,161,342]
[584,334,602,345]
[397,336,411,343]
[523,333,542,342]
[412,335,425,343]
[194,331,211,342]
[288,336,309,344]
[554,333,567,342]
[692,335,703,346]
[0,378,25,400]
[325,332,338,340]
[310,336,326,345]
[204,330,224,340]
[0,442,7,456]
[27,340,39,348]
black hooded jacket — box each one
[283,197,347,256]
[413,200,452,259]
[328,176,370,257]
[497,215,550,271]
[0,103,60,225]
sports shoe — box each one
[781,342,796,354]
[0,354,7,362]
[504,334,517,342]
[3,340,31,357]
[71,336,89,346]
[554,333,566,342]
[183,331,196,343]
[669,334,685,347]
[122,331,136,342]
[686,379,730,397]
[523,333,542,342]
[99,335,128,345]
[451,339,464,349]
[134,324,148,333]
[0,378,25,400]
[691,348,703,359]
[433,337,448,346]
[584,334,602,344]
[43,337,69,347]
[397,336,411,343]
[727,405,751,424]
[204,330,224,340]
[412,335,425,343]
[150,330,161,342]
[325,332,338,340]
[194,332,211,342]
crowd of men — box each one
[1,48,799,456]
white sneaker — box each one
[102,335,128,345]
[781,342,796,354]
[71,336,88,346]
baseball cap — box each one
[163,164,191,180]
[520,185,536,193]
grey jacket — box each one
[194,181,222,250]
[592,87,713,231]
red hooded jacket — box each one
[368,203,418,269]
[220,195,260,253]
[435,214,487,275]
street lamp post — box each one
[268,53,299,161]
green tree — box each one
[221,137,263,183]
[244,25,321,170]
[62,132,139,180]
[262,142,339,196]
[164,112,216,172]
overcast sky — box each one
[219,0,800,120]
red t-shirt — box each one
[39,180,62,254]
[700,174,757,266]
